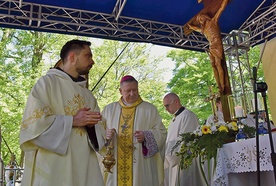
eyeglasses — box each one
[164,99,175,108]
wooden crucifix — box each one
[184,0,232,122]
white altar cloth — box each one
[212,133,276,186]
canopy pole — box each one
[91,42,130,92]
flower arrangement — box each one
[172,121,255,185]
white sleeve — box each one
[32,115,72,155]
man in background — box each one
[206,97,224,125]
[163,92,205,186]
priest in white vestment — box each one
[19,40,106,186]
[241,112,276,130]
[163,93,205,186]
[206,97,224,125]
[101,75,167,186]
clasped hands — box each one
[73,107,102,127]
[106,128,145,143]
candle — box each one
[251,98,262,111]
[234,106,244,118]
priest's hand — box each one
[73,107,102,127]
[134,130,145,143]
[106,128,116,140]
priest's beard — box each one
[76,60,91,75]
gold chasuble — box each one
[117,97,143,185]
[101,94,166,186]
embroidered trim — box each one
[64,94,86,136]
[21,106,54,131]
[21,93,87,138]
[118,107,135,186]
[142,130,159,157]
[64,94,85,115]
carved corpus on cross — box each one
[184,0,232,122]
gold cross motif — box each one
[121,122,129,133]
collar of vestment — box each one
[173,106,185,121]
[56,67,86,82]
[174,106,185,116]
[119,96,143,108]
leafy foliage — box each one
[166,47,262,124]
[173,121,255,186]
[166,49,217,124]
[88,40,169,124]
[0,27,264,170]
[0,29,170,165]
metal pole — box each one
[0,122,3,186]
[91,42,130,92]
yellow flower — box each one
[231,121,237,127]
[232,126,238,131]
[231,121,238,131]
[202,125,211,134]
[218,125,229,132]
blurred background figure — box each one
[206,97,224,125]
[242,111,276,132]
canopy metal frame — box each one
[0,0,275,51]
[0,1,275,184]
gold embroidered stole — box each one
[117,96,143,185]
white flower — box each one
[186,142,192,147]
[226,123,232,129]
[193,126,202,136]
[197,130,203,136]
[218,121,227,126]
[210,125,217,132]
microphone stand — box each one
[252,67,261,186]
[252,66,276,185]
[260,84,276,185]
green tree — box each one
[0,28,75,165]
[0,31,171,166]
[88,40,169,125]
[166,46,262,124]
[166,49,216,124]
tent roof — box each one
[0,0,275,51]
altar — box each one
[212,133,276,186]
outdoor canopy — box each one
[0,0,275,51]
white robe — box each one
[164,108,206,186]
[100,100,167,186]
[19,69,105,186]
[206,111,224,125]
[241,113,276,132]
